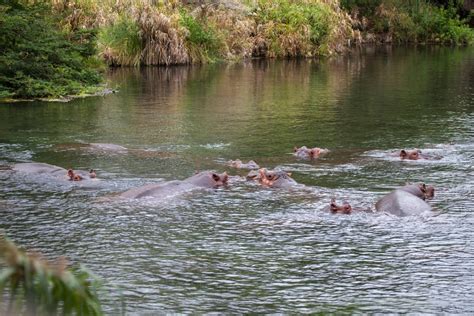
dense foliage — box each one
[0,0,102,99]
[343,0,473,44]
[0,236,102,315]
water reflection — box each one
[0,46,473,313]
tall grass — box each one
[99,15,142,66]
[249,0,353,57]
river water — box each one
[0,46,473,313]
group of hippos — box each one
[7,143,435,217]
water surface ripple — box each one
[0,46,473,313]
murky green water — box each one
[1,46,473,313]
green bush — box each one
[0,0,102,99]
[179,9,223,62]
[253,0,337,56]
[98,15,142,66]
[348,0,473,44]
[413,5,474,44]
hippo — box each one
[328,198,373,214]
[120,171,228,199]
[227,159,260,169]
[247,168,297,188]
[375,183,435,216]
[12,163,97,181]
[399,149,429,160]
[67,169,97,181]
[294,146,329,159]
[329,198,352,214]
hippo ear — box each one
[222,172,228,182]
[293,147,298,152]
[420,183,426,192]
[286,172,292,177]
[212,173,220,182]
[400,150,407,158]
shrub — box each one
[0,0,102,99]
[98,15,142,66]
[413,5,474,44]
[252,0,350,57]
[179,9,224,63]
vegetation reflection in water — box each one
[0,46,473,313]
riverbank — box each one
[57,0,473,66]
[1,0,473,101]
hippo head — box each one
[400,149,421,160]
[186,171,228,188]
[294,146,307,153]
[420,183,435,200]
[67,169,83,181]
[228,159,242,168]
[257,168,296,188]
[309,148,321,158]
[330,198,352,214]
[246,160,260,169]
[398,183,435,200]
[294,146,328,159]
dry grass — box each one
[134,5,189,65]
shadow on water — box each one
[0,46,473,313]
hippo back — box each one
[398,184,424,199]
[120,181,192,199]
[12,163,66,177]
[375,190,432,216]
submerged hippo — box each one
[120,171,228,199]
[399,149,429,160]
[227,159,260,169]
[247,168,297,188]
[328,198,373,214]
[294,146,329,159]
[12,163,96,181]
[375,183,435,216]
[329,198,352,214]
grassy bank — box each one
[1,0,472,99]
[53,0,472,67]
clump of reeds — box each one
[192,5,255,60]
[136,5,189,65]
[0,236,102,315]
